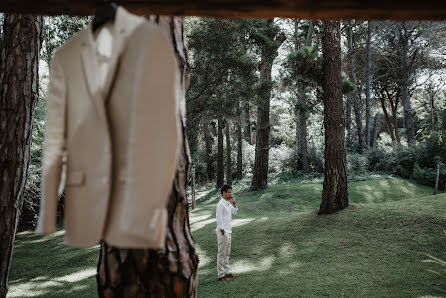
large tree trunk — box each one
[243,102,251,144]
[216,112,224,188]
[236,101,243,180]
[319,20,349,215]
[202,112,214,182]
[365,21,373,147]
[347,22,366,153]
[400,23,415,144]
[251,20,285,190]
[96,17,198,297]
[251,90,270,190]
[0,14,43,298]
[225,118,232,185]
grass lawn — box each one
[8,178,446,297]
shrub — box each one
[269,143,294,173]
[390,145,418,179]
[347,153,369,175]
[365,148,391,172]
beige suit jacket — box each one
[36,7,181,249]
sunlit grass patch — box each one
[8,178,445,297]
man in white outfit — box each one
[216,184,239,282]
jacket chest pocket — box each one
[66,171,85,186]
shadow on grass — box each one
[191,182,446,298]
[9,230,99,298]
[8,179,444,297]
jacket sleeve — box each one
[35,53,67,235]
[123,23,181,248]
[231,204,238,215]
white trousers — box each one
[216,231,232,278]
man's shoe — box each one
[218,277,231,282]
[224,273,239,278]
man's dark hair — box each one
[221,184,232,195]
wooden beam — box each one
[1,0,446,20]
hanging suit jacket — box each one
[35,7,181,249]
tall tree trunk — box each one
[401,23,415,144]
[96,17,198,297]
[236,101,243,180]
[319,20,348,215]
[295,20,311,173]
[297,101,309,173]
[365,21,373,147]
[346,96,353,147]
[371,113,381,149]
[202,112,214,182]
[216,113,224,188]
[0,14,43,298]
[379,97,396,143]
[187,116,200,156]
[433,160,440,195]
[390,105,401,143]
[243,102,251,144]
[429,90,438,134]
[347,22,366,153]
[225,119,232,185]
[251,20,285,190]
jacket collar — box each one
[80,6,132,123]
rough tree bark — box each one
[216,112,224,188]
[347,22,366,153]
[236,101,243,180]
[202,112,214,182]
[225,118,232,185]
[96,17,198,297]
[365,21,373,147]
[251,19,285,190]
[319,20,349,215]
[0,14,43,298]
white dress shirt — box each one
[93,23,114,90]
[216,197,238,233]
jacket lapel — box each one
[101,7,129,98]
[80,30,107,123]
[79,6,131,123]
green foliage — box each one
[347,153,369,175]
[284,45,322,86]
[342,73,355,94]
[282,148,324,174]
[20,99,46,230]
[42,16,89,66]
